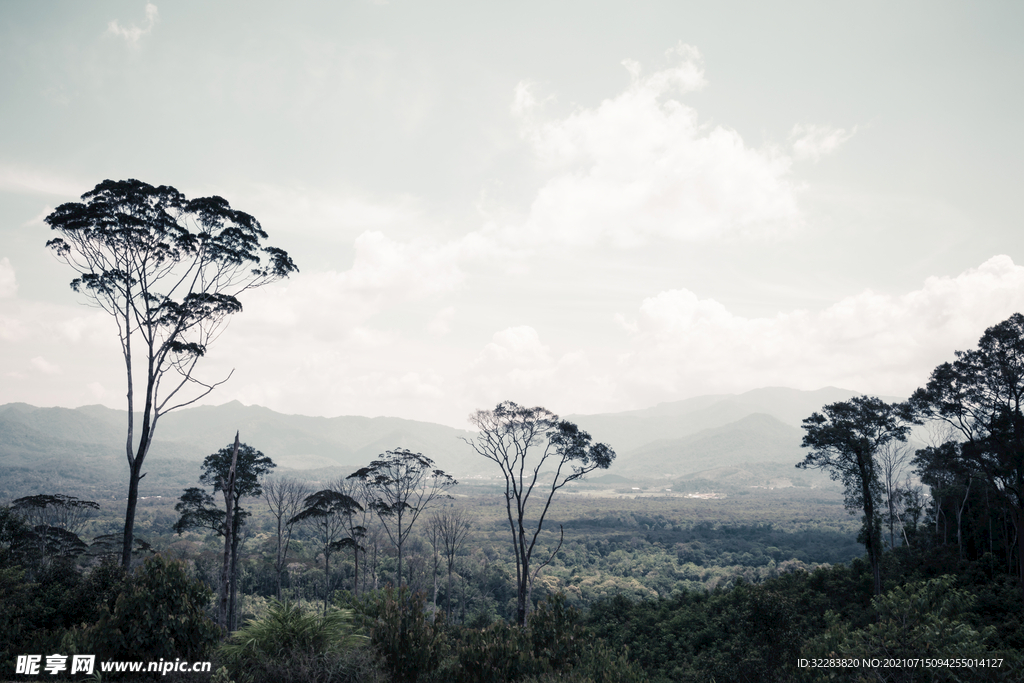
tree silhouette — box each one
[910,312,1024,597]
[262,477,311,599]
[44,179,296,568]
[464,401,615,625]
[174,439,275,629]
[348,448,456,589]
[798,396,915,595]
[290,488,363,614]
[428,505,471,621]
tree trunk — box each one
[353,545,359,596]
[446,564,453,621]
[122,461,142,568]
[218,434,240,631]
[956,478,972,561]
[323,549,331,616]
[859,453,882,595]
[275,514,284,600]
[230,528,241,631]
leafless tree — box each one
[877,440,913,549]
[262,477,311,599]
[428,505,471,621]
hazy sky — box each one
[2,1,1024,428]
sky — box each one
[2,1,1024,429]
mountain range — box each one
[0,387,899,500]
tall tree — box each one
[262,477,311,599]
[174,438,275,630]
[348,448,457,589]
[876,440,912,549]
[428,505,471,621]
[44,179,297,568]
[289,489,363,615]
[465,401,615,625]
[910,313,1024,592]
[797,396,915,595]
[331,476,373,596]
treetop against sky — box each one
[1,2,1023,428]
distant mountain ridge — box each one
[0,387,899,498]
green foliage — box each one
[445,594,647,683]
[356,587,448,683]
[219,600,383,683]
[800,575,1023,682]
[0,553,31,670]
[80,554,220,662]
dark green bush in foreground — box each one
[79,554,220,663]
[353,588,647,683]
[218,600,386,683]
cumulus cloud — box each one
[464,326,618,415]
[0,258,16,298]
[514,44,801,246]
[107,3,159,46]
[790,124,856,162]
[0,166,83,197]
[617,255,1024,402]
[228,184,425,242]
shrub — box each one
[356,587,447,683]
[219,600,384,683]
[81,554,220,662]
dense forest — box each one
[5,310,1024,683]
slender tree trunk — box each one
[859,454,882,595]
[396,507,404,588]
[956,478,972,561]
[122,461,142,568]
[230,527,241,631]
[446,564,453,621]
[324,550,331,616]
[218,434,240,631]
[121,294,136,569]
[353,546,359,596]
[275,513,284,600]
[1013,509,1024,606]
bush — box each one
[219,600,385,683]
[446,594,647,683]
[355,587,447,683]
[80,554,220,662]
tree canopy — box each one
[910,312,1024,594]
[44,179,296,568]
[465,401,615,625]
[798,396,915,594]
[348,448,456,588]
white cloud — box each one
[341,230,465,296]
[617,255,1024,402]
[790,124,856,162]
[30,356,61,375]
[0,166,84,197]
[0,258,16,298]
[226,184,426,242]
[514,44,801,246]
[465,326,618,415]
[107,3,158,46]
